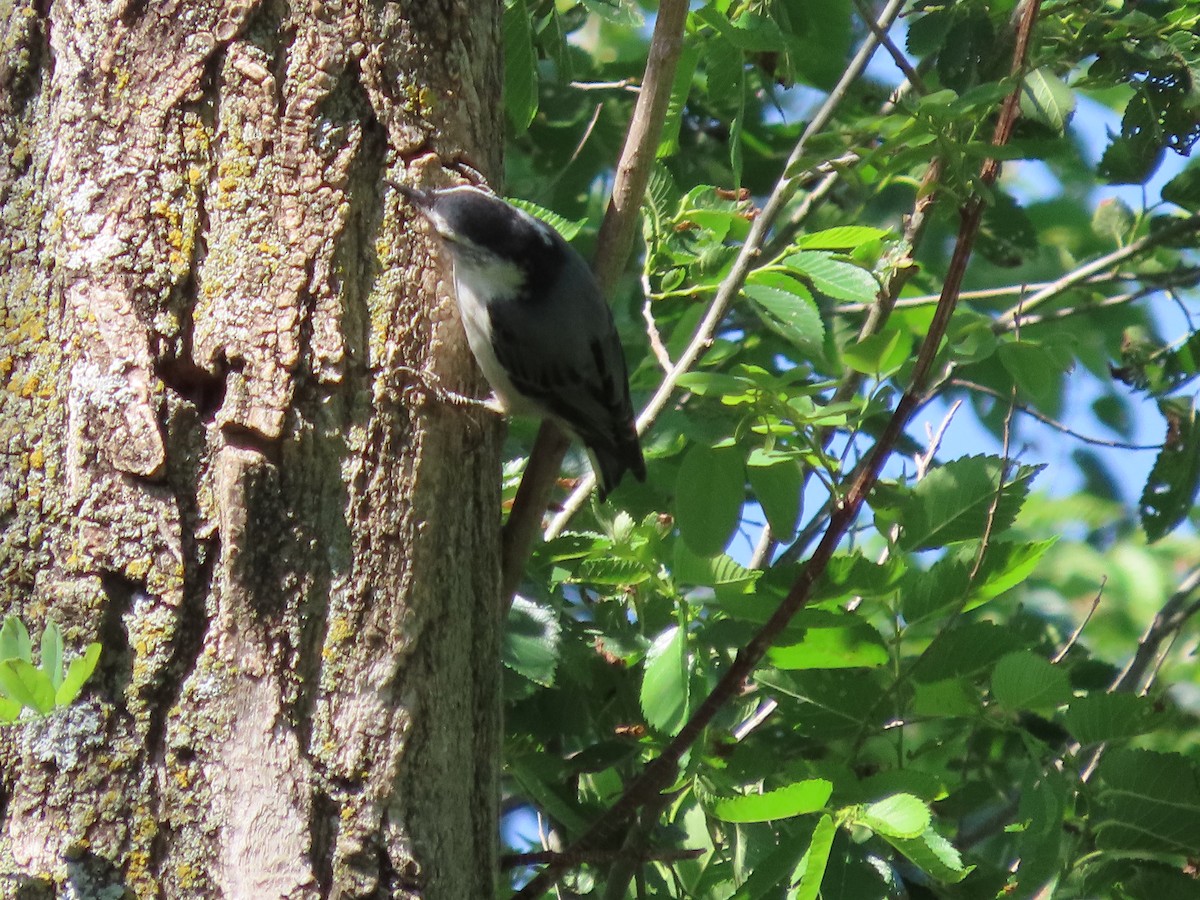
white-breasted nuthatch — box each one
[397,183,646,500]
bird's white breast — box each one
[451,255,538,415]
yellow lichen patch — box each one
[28,447,43,469]
[175,862,202,888]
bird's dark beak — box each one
[387,178,434,214]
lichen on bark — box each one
[0,0,503,896]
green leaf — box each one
[54,643,101,707]
[746,449,803,541]
[503,597,561,687]
[968,539,1056,604]
[1019,67,1075,134]
[896,455,1041,551]
[1092,196,1136,245]
[729,841,806,899]
[792,814,836,900]
[842,328,911,377]
[580,0,643,26]
[710,779,832,823]
[503,0,538,132]
[0,696,21,723]
[673,542,758,594]
[859,793,932,839]
[794,226,888,250]
[900,558,970,624]
[1063,693,1156,745]
[1140,398,1200,542]
[0,659,56,714]
[1162,158,1200,211]
[508,756,591,834]
[991,651,1072,713]
[998,340,1069,412]
[911,621,1022,683]
[743,274,823,348]
[885,828,972,883]
[676,443,744,557]
[767,613,888,670]
[0,617,32,663]
[506,198,586,241]
[641,625,690,735]
[40,621,63,692]
[783,251,878,303]
[1095,749,1200,855]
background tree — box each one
[0,0,502,896]
[495,1,1200,898]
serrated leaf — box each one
[0,659,55,714]
[503,597,561,687]
[642,625,690,735]
[1095,749,1200,855]
[991,651,1072,713]
[900,558,970,624]
[710,779,832,823]
[1019,67,1075,134]
[506,198,585,241]
[767,614,888,670]
[673,541,758,594]
[885,828,972,883]
[792,814,836,900]
[743,274,823,347]
[911,621,1022,683]
[1140,398,1200,542]
[784,251,878,303]
[574,556,651,585]
[968,539,1056,604]
[0,617,32,663]
[676,443,744,557]
[54,643,100,707]
[794,226,889,250]
[896,455,1041,551]
[503,0,538,132]
[1063,693,1156,745]
[860,794,932,839]
[746,449,803,541]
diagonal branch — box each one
[500,0,691,606]
[512,1,1046,895]
[544,0,912,540]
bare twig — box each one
[513,1,1042,894]
[1051,578,1105,664]
[642,296,672,372]
[991,214,1200,331]
[544,0,912,540]
[500,0,692,606]
[949,378,1163,451]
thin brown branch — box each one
[544,0,912,539]
[991,214,1200,331]
[513,2,1044,895]
[1052,578,1105,664]
[949,378,1163,450]
[499,0,692,607]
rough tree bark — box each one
[0,0,502,897]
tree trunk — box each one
[0,1,502,897]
